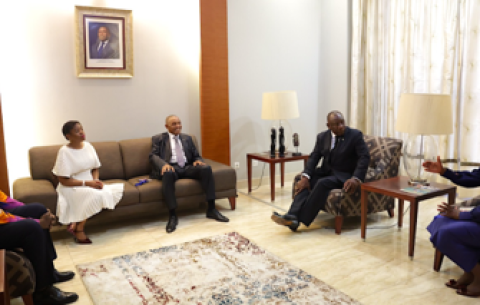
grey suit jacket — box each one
[149,132,203,179]
[303,127,370,182]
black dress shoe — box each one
[271,213,300,232]
[166,215,178,233]
[206,209,229,222]
[33,285,78,305]
[273,211,297,221]
[53,269,75,283]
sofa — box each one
[12,136,237,227]
[292,135,403,234]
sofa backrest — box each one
[29,141,125,183]
[29,145,63,183]
[29,135,200,182]
[91,142,125,180]
[119,134,200,179]
[119,137,152,179]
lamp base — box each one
[407,179,430,186]
[292,152,302,156]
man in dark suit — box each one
[90,26,119,59]
[150,115,229,233]
[271,111,370,231]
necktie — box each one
[175,136,186,167]
[328,136,341,164]
[97,42,105,57]
[332,136,340,151]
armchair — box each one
[292,135,403,234]
[0,250,35,305]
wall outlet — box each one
[252,160,259,167]
[234,162,240,169]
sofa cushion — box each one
[104,179,139,207]
[29,145,63,183]
[91,142,125,180]
[120,138,152,179]
[128,175,204,203]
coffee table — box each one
[361,176,456,257]
[247,152,309,201]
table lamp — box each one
[261,91,300,157]
[395,93,453,185]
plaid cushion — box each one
[5,250,35,298]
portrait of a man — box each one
[89,24,120,59]
[76,6,132,77]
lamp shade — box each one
[395,93,453,135]
[261,91,300,120]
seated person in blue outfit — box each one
[423,157,480,298]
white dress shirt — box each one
[169,133,187,164]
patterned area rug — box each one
[78,232,361,304]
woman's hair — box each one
[62,120,80,139]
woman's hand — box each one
[437,202,460,219]
[86,180,104,189]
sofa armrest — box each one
[12,178,58,212]
[204,159,237,191]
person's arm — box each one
[57,176,101,189]
[352,132,370,182]
[188,136,206,166]
[302,134,324,178]
[149,135,175,174]
[189,137,203,163]
[343,133,370,194]
[149,136,167,169]
[459,205,480,223]
[92,168,100,180]
[442,168,480,188]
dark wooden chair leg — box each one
[434,248,444,272]
[228,196,236,210]
[387,209,394,218]
[0,250,11,305]
[335,216,343,235]
[22,294,33,305]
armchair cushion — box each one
[5,250,35,298]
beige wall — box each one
[228,0,350,181]
[0,0,201,187]
[0,0,351,187]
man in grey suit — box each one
[150,115,229,233]
[271,111,370,231]
[90,26,119,59]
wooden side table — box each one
[361,176,456,258]
[247,152,309,201]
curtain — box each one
[351,0,480,164]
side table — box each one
[247,152,309,201]
[361,176,456,258]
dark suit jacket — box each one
[303,127,370,182]
[149,132,203,179]
[90,40,119,59]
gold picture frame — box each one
[75,6,133,78]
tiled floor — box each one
[12,181,479,305]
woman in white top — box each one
[52,121,124,244]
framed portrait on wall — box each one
[75,6,133,78]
